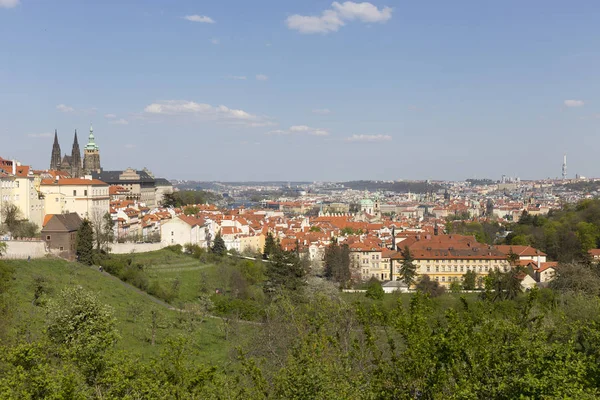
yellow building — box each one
[40,177,110,220]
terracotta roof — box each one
[41,178,108,186]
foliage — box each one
[462,269,478,290]
[211,231,226,256]
[183,205,200,216]
[46,286,119,383]
[76,219,94,265]
[415,274,446,297]
[550,263,600,296]
[323,240,351,286]
[0,242,6,257]
[263,232,277,258]
[265,248,307,293]
[163,190,222,208]
[365,277,384,300]
[399,246,417,287]
[505,199,600,262]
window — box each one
[59,247,64,251]
[46,235,51,240]
[454,266,458,272]
[73,190,77,196]
[427,266,430,272]
[442,276,446,282]
[55,198,59,202]
[84,190,88,196]
[435,266,439,272]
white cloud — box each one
[183,15,215,23]
[226,75,247,80]
[110,118,129,125]
[268,125,329,136]
[27,132,53,138]
[564,99,584,108]
[312,108,332,115]
[346,134,392,142]
[332,1,392,22]
[104,113,117,119]
[256,74,269,81]
[144,100,274,127]
[56,104,75,113]
[0,0,19,9]
[211,38,220,45]
[286,1,392,34]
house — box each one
[41,213,82,260]
[495,245,547,264]
[160,215,208,248]
[39,176,110,219]
[391,234,511,288]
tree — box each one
[462,270,477,290]
[399,246,417,287]
[211,231,227,256]
[46,286,119,383]
[183,205,200,216]
[2,203,22,234]
[76,219,94,265]
[103,212,115,249]
[12,221,39,239]
[0,242,6,257]
[365,277,384,300]
[324,241,351,286]
[265,249,307,292]
[263,232,276,258]
[506,247,520,266]
[415,274,446,297]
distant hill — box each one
[341,180,442,193]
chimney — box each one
[11,160,16,175]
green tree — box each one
[506,247,520,266]
[46,286,119,384]
[211,231,227,256]
[462,270,477,290]
[76,219,94,265]
[399,246,417,287]
[0,242,6,257]
[2,203,22,234]
[183,205,200,216]
[263,232,277,258]
[265,249,306,292]
[415,274,446,297]
[323,241,351,286]
[365,277,384,300]
[102,212,115,249]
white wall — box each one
[109,242,166,254]
[2,240,47,259]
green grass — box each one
[3,257,254,364]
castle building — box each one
[83,124,101,175]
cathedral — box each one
[50,125,101,176]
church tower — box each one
[50,129,62,170]
[70,130,83,178]
[83,124,101,174]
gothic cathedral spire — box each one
[50,129,62,170]
[70,129,83,178]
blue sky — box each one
[1,0,599,181]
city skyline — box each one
[1,0,599,181]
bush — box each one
[416,275,446,297]
[165,244,183,253]
[365,278,384,300]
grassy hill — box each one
[2,257,250,364]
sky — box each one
[1,0,599,181]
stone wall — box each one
[2,240,47,259]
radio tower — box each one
[562,154,567,180]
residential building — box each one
[160,215,208,247]
[39,177,110,219]
[41,212,82,260]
